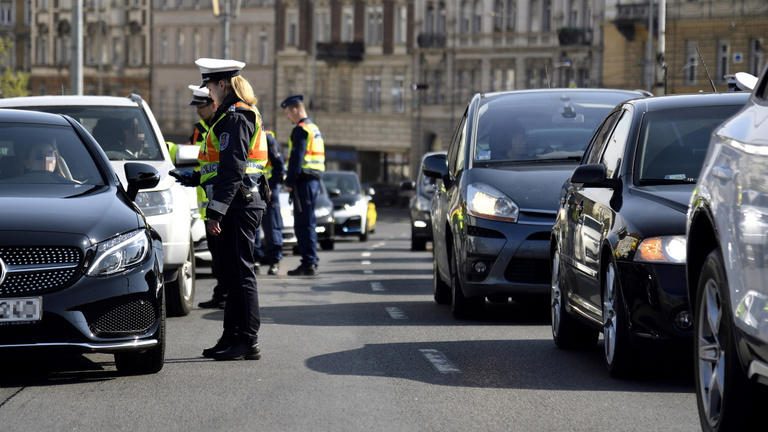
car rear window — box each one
[18,106,163,161]
[0,123,104,186]
[323,172,361,196]
[637,104,746,184]
[474,91,639,162]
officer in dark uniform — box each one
[260,128,285,275]
[186,57,268,360]
[281,95,325,276]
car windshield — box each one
[474,91,638,163]
[323,172,361,196]
[0,123,104,188]
[637,104,745,185]
[20,106,163,161]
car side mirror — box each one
[125,162,160,201]
[423,154,448,181]
[400,180,416,191]
[328,187,341,198]
[570,164,618,189]
[174,143,200,167]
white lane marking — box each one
[419,349,461,374]
[371,282,385,292]
[385,307,407,320]
[363,270,374,274]
[361,252,371,257]
[373,242,385,248]
[361,260,371,265]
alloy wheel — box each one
[551,251,562,338]
[698,278,725,428]
[603,263,617,365]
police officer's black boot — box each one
[286,264,317,276]
[211,336,261,361]
[202,332,238,358]
[267,263,279,275]
[198,294,226,309]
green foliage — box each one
[0,37,29,98]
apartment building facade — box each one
[603,0,767,94]
[151,0,275,143]
[0,0,30,74]
[28,0,151,97]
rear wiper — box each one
[638,178,696,186]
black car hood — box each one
[468,164,576,210]
[0,185,141,244]
[622,184,695,236]
[628,185,693,214]
[331,195,363,207]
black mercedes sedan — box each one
[550,92,750,377]
[0,109,166,375]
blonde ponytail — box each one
[230,75,257,106]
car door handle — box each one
[711,166,734,181]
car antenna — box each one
[696,44,718,93]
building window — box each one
[55,36,70,65]
[472,0,482,33]
[159,30,168,64]
[259,32,268,65]
[437,1,446,33]
[316,10,330,43]
[392,76,405,113]
[286,10,298,47]
[506,0,516,31]
[394,4,407,45]
[750,38,764,77]
[193,29,200,60]
[425,2,434,33]
[36,35,47,65]
[341,6,354,42]
[364,76,381,112]
[494,0,504,32]
[242,30,251,63]
[129,34,143,66]
[112,36,122,65]
[492,68,515,91]
[716,40,729,82]
[366,5,383,46]
[542,0,551,32]
[460,0,471,33]
[338,74,351,112]
[176,31,185,64]
[685,40,698,85]
[0,3,12,25]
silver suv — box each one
[0,95,198,316]
[686,70,768,432]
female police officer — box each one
[194,58,268,361]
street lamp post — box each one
[70,0,83,95]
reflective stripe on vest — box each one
[287,120,325,174]
[264,129,276,179]
[194,120,211,218]
[200,101,268,186]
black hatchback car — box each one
[425,89,643,318]
[550,92,749,377]
[0,109,166,375]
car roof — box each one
[324,171,359,177]
[629,92,751,112]
[479,88,646,100]
[0,95,139,108]
[0,108,71,126]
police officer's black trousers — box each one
[218,207,263,341]
[208,229,227,301]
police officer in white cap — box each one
[183,58,269,361]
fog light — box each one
[414,220,427,228]
[674,310,692,330]
[473,261,487,274]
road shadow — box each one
[0,352,119,387]
[328,256,434,264]
[201,299,550,327]
[305,339,694,392]
[318,268,431,276]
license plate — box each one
[0,297,42,323]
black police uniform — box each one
[204,92,266,360]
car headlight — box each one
[415,195,431,212]
[135,189,173,216]
[634,236,687,263]
[315,206,332,218]
[87,230,150,276]
[466,183,519,222]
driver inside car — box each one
[490,120,528,161]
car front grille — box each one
[0,247,82,297]
[504,258,551,284]
[88,299,157,337]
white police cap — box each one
[195,58,246,88]
[187,84,213,106]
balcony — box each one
[614,2,655,41]
[557,28,592,46]
[417,33,447,49]
[315,42,364,62]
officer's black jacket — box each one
[205,93,266,222]
[266,132,285,187]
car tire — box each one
[602,260,637,377]
[359,228,369,242]
[551,247,598,350]
[320,239,335,250]
[450,245,483,319]
[114,294,165,375]
[411,234,427,252]
[166,238,196,317]
[694,249,768,432]
[433,258,451,305]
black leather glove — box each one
[169,168,200,187]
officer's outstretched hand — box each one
[206,219,221,236]
[169,168,200,187]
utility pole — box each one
[70,0,83,95]
[645,0,655,92]
[656,0,667,95]
[223,0,231,59]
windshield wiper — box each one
[475,157,581,166]
[638,178,696,186]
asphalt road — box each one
[0,208,700,432]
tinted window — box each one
[448,114,467,176]
[20,106,163,161]
[0,123,104,187]
[474,91,637,162]
[637,104,745,184]
[585,111,620,164]
[601,110,632,178]
[322,172,361,196]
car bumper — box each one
[459,216,552,298]
[616,261,692,340]
[334,207,366,236]
[0,254,163,354]
[316,215,335,241]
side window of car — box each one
[585,111,620,164]
[447,112,467,177]
[600,110,633,178]
[452,116,468,176]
